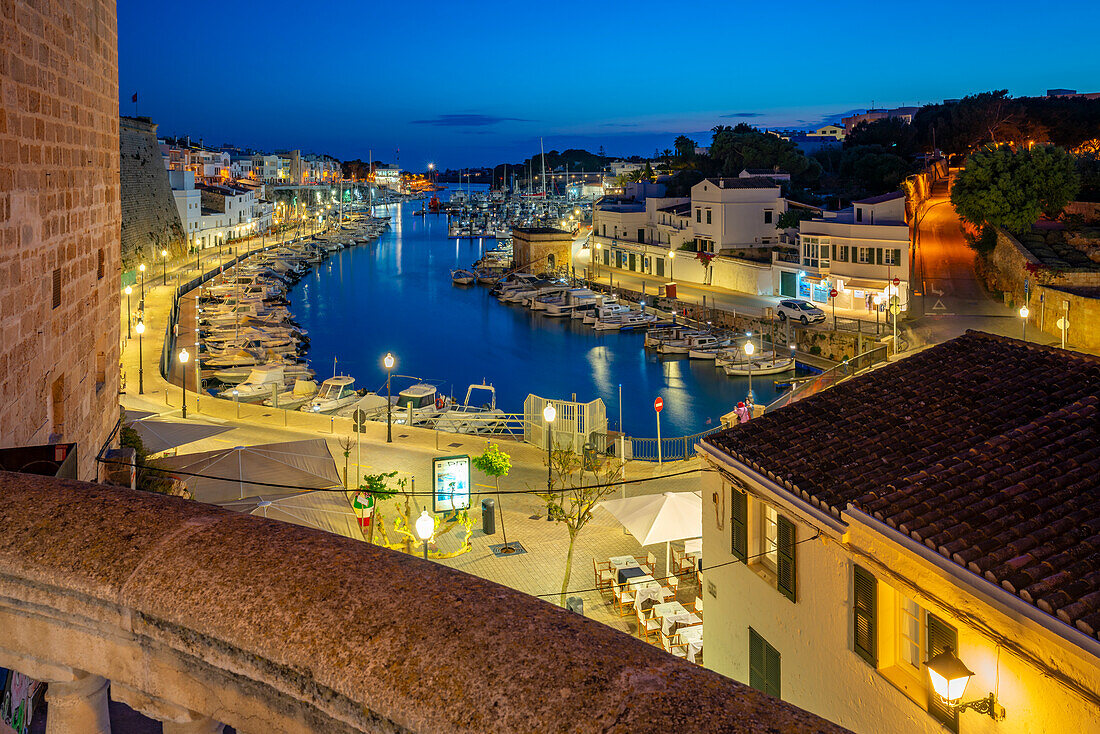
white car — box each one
[776,299,826,325]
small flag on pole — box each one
[131,92,138,103]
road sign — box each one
[1056,317,1069,330]
[829,288,838,298]
[892,277,900,286]
[654,397,663,413]
[1024,278,1030,300]
[888,303,902,316]
[353,408,367,433]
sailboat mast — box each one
[540,137,546,195]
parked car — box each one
[776,299,826,325]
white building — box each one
[169,169,202,246]
[374,165,402,190]
[697,332,1100,734]
[807,124,846,140]
[772,192,910,313]
[689,177,789,254]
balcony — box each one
[0,472,848,733]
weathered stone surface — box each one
[0,472,850,733]
[120,116,186,267]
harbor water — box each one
[290,195,797,437]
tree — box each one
[674,135,697,159]
[775,208,814,230]
[359,470,399,544]
[951,146,1080,234]
[537,446,623,608]
[845,117,919,158]
[471,443,513,549]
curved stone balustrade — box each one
[0,471,847,733]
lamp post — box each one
[138,263,146,304]
[744,340,755,402]
[161,249,168,285]
[124,285,132,339]
[873,293,883,335]
[926,647,1004,720]
[135,320,145,394]
[384,352,395,443]
[668,249,675,282]
[233,388,240,419]
[543,402,556,520]
[1019,305,1029,341]
[178,348,189,418]
[415,510,433,561]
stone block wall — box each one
[0,0,121,480]
[120,116,184,268]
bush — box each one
[809,345,822,355]
[119,424,175,494]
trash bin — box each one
[481,497,496,535]
[665,282,677,299]
[566,597,584,615]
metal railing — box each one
[765,344,889,413]
[630,425,724,462]
[833,315,888,336]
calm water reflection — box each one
[290,199,793,436]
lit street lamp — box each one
[138,263,146,304]
[543,402,556,520]
[135,320,145,395]
[744,339,755,401]
[384,352,395,443]
[415,510,434,561]
[233,388,240,419]
[161,249,168,285]
[178,348,189,418]
[668,249,675,282]
[124,285,132,338]
[926,647,1003,720]
[1019,305,1029,341]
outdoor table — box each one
[633,583,673,612]
[662,611,702,635]
[609,555,639,568]
[618,566,646,584]
[652,601,688,619]
[678,625,703,663]
[626,575,655,588]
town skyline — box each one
[117,0,1100,167]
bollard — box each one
[481,498,496,535]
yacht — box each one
[722,356,796,376]
[219,364,287,403]
[263,378,319,411]
[616,312,659,331]
[300,376,361,414]
[584,302,631,326]
[659,333,729,355]
[544,289,598,317]
[435,384,507,435]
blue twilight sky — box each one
[118,0,1100,169]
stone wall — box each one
[120,116,185,268]
[0,0,121,481]
[1065,201,1100,223]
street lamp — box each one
[178,348,189,418]
[384,352,395,443]
[926,648,1004,720]
[161,249,168,285]
[668,249,675,282]
[1019,305,1029,341]
[872,293,883,335]
[415,510,434,561]
[543,402,556,519]
[124,285,132,338]
[744,340,755,401]
[135,320,145,394]
[233,388,240,418]
[138,263,146,304]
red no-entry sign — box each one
[893,277,900,286]
[829,288,838,298]
[654,397,663,413]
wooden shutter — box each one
[926,613,959,732]
[853,565,877,665]
[776,515,796,602]
[52,268,61,309]
[730,487,747,562]
[893,248,902,266]
[875,247,884,265]
[749,627,781,699]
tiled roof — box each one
[704,177,780,189]
[853,191,905,204]
[705,331,1100,638]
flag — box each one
[131,92,138,103]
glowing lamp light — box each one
[927,649,974,706]
[415,510,434,542]
[135,320,145,335]
[384,352,395,370]
[138,263,146,273]
[124,285,132,295]
[178,348,189,364]
[744,341,755,356]
[1019,306,1029,319]
[543,402,556,423]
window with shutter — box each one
[52,268,61,309]
[776,515,796,602]
[748,628,781,699]
[853,565,877,665]
[893,248,902,266]
[926,614,959,732]
[876,248,884,265]
[730,487,747,562]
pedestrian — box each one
[736,402,750,424]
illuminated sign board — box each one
[432,454,471,513]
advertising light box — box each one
[432,454,471,513]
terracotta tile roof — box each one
[704,331,1100,638]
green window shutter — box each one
[831,244,837,260]
[776,515,796,602]
[853,565,877,666]
[926,614,960,732]
[748,627,781,699]
[875,247,883,265]
[893,248,902,266]
[730,488,747,562]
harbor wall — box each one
[0,0,121,481]
[120,116,186,268]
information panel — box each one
[432,454,471,513]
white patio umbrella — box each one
[127,417,233,455]
[597,491,702,577]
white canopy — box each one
[126,417,233,455]
[598,491,702,546]
[219,490,364,540]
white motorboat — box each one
[584,302,631,325]
[263,378,319,411]
[528,286,569,310]
[451,269,476,285]
[645,326,704,349]
[202,348,264,369]
[617,312,659,331]
[335,392,391,419]
[660,333,729,355]
[544,289,598,317]
[722,357,796,376]
[434,384,506,434]
[219,365,288,402]
[715,349,777,368]
[391,383,450,425]
[300,376,360,414]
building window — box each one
[884,248,900,266]
[696,208,701,223]
[52,268,61,309]
[837,245,849,262]
[856,207,863,223]
[899,595,923,673]
[761,505,779,572]
[748,628,781,699]
[706,209,712,224]
[858,247,872,264]
[764,210,773,224]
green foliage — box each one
[471,443,511,480]
[709,125,822,186]
[674,135,697,159]
[845,118,919,158]
[964,224,998,256]
[951,146,1080,233]
[119,424,174,494]
[360,470,399,501]
[775,208,814,230]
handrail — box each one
[630,425,724,462]
[765,344,889,412]
[0,472,850,734]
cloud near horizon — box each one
[719,112,764,118]
[411,113,532,127]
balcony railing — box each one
[0,472,850,733]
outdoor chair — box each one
[693,597,703,616]
[615,583,636,617]
[645,551,657,575]
[636,605,661,643]
[660,628,688,658]
[667,573,680,595]
[593,559,615,593]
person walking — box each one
[735,402,751,424]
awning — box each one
[127,418,233,455]
[840,278,890,291]
[219,489,364,540]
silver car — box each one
[776,299,826,325]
